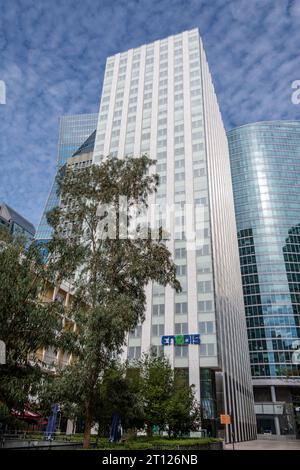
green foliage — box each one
[95,362,144,435]
[139,353,173,434]
[166,371,201,437]
[45,156,180,447]
[138,354,201,437]
[94,436,220,450]
[0,226,66,412]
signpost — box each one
[220,414,235,450]
[220,414,231,425]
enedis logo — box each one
[162,334,201,346]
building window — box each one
[200,343,215,356]
[175,247,186,259]
[152,324,165,337]
[175,302,187,314]
[176,264,186,276]
[150,345,164,357]
[196,245,210,256]
[175,322,188,334]
[198,300,213,313]
[175,345,188,357]
[175,172,185,181]
[153,304,165,316]
[198,280,212,293]
[128,346,141,360]
[175,147,184,156]
[199,321,215,334]
[129,325,142,338]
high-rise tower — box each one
[92,28,256,442]
[228,121,300,438]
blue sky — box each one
[0,0,300,228]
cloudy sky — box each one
[0,0,300,228]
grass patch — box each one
[93,436,221,450]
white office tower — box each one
[93,29,256,442]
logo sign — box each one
[161,334,201,346]
[220,414,231,425]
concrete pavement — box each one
[224,439,300,450]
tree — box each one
[95,362,144,436]
[166,370,201,437]
[0,226,66,415]
[46,155,180,447]
[140,353,173,434]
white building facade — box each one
[92,29,256,442]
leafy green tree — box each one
[94,362,144,436]
[46,156,180,447]
[166,370,201,437]
[140,353,173,435]
[0,226,66,415]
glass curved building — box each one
[228,121,300,437]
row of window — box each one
[152,300,214,316]
[106,37,199,67]
[240,253,300,266]
[247,326,299,339]
[244,293,300,306]
[107,102,203,153]
[251,363,300,377]
[250,351,294,363]
[246,316,300,328]
[130,320,215,338]
[242,272,300,284]
[241,263,300,276]
[161,262,210,278]
[127,342,216,360]
[248,338,298,350]
[246,305,300,316]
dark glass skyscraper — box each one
[228,121,300,438]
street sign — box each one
[220,414,231,425]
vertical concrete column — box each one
[271,385,281,436]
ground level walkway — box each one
[224,439,300,450]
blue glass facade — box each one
[228,121,300,380]
[35,114,98,241]
[0,202,35,242]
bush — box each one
[94,436,221,450]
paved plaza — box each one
[224,439,300,450]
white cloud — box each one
[0,0,299,227]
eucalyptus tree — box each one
[47,155,180,447]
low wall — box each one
[152,441,223,450]
[1,439,82,450]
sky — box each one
[0,0,300,229]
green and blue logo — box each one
[161,334,201,346]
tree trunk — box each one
[83,403,92,449]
